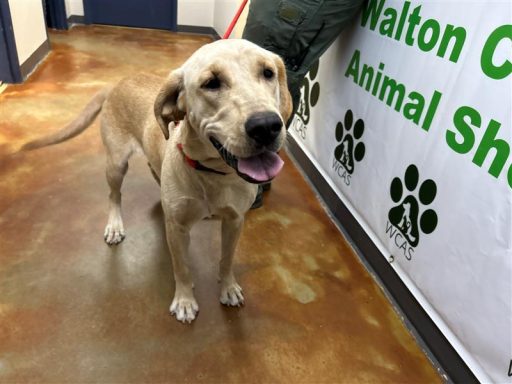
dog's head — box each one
[154,39,292,184]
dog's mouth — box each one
[209,137,284,184]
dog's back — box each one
[101,74,169,167]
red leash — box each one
[222,0,249,39]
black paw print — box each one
[388,165,438,247]
[297,60,320,125]
[334,110,365,174]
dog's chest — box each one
[197,176,257,218]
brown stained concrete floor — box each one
[0,26,441,383]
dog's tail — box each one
[20,87,111,151]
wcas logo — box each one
[291,60,320,140]
[331,109,366,186]
[386,164,438,260]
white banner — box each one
[290,1,512,382]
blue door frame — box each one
[0,0,21,83]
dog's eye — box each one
[202,76,221,90]
[263,68,274,79]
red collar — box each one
[177,143,228,176]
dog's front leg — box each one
[164,213,200,324]
[219,216,245,306]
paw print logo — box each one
[297,60,320,125]
[388,165,438,247]
[334,109,365,174]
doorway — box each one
[84,0,177,31]
[43,0,68,30]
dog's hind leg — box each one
[147,162,161,185]
[101,120,134,245]
[104,154,130,245]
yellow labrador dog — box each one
[22,39,292,323]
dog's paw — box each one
[170,296,199,324]
[220,283,245,307]
[104,224,125,245]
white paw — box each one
[220,283,245,307]
[170,296,199,323]
[104,224,125,245]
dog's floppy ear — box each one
[154,68,186,139]
[273,54,293,123]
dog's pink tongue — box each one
[238,151,284,182]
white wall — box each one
[8,0,47,64]
[213,0,235,36]
[178,0,247,37]
[65,0,84,17]
[178,0,214,27]
[231,0,248,38]
[213,0,247,37]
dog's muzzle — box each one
[209,137,284,184]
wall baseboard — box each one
[177,25,220,40]
[285,135,478,384]
[20,39,51,80]
[68,15,85,25]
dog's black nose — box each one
[245,112,282,146]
